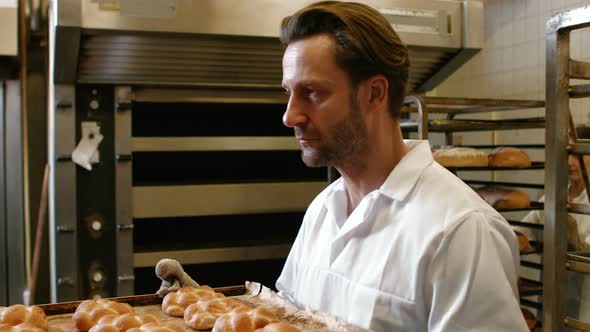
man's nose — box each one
[282,97,306,128]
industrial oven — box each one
[48,0,483,302]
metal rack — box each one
[402,95,546,329]
[545,5,590,332]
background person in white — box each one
[520,132,590,324]
[276,2,528,331]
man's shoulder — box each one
[406,162,506,231]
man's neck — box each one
[337,124,409,217]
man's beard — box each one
[298,95,369,168]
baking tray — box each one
[35,283,368,332]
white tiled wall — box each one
[433,1,590,185]
[436,0,590,117]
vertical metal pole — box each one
[445,114,454,146]
[544,27,570,332]
[51,85,78,301]
[0,82,7,306]
[114,86,134,296]
[5,80,26,305]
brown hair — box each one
[280,1,410,119]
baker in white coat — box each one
[276,2,529,331]
[520,151,590,323]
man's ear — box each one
[366,75,388,111]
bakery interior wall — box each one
[428,0,590,318]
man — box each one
[275,2,529,331]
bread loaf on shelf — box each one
[515,231,536,255]
[0,305,48,332]
[488,147,532,167]
[72,300,134,332]
[474,186,531,209]
[521,308,537,330]
[432,147,488,167]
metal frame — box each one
[5,80,26,305]
[133,182,326,219]
[402,94,547,324]
[0,82,5,305]
[131,137,299,152]
[50,84,79,302]
[114,86,134,296]
[545,5,590,332]
[134,244,292,268]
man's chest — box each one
[300,208,422,301]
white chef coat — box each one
[276,140,528,332]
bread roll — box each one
[475,187,530,209]
[89,314,159,332]
[433,147,488,167]
[88,314,182,332]
[255,323,301,332]
[162,286,224,317]
[515,231,535,255]
[488,147,532,167]
[184,298,248,330]
[521,308,536,330]
[126,323,183,332]
[72,300,134,332]
[212,307,279,332]
[0,305,48,332]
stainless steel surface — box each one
[54,0,483,92]
[414,1,483,92]
[564,317,590,331]
[0,6,17,56]
[403,96,427,139]
[134,244,292,268]
[567,142,590,154]
[569,59,590,79]
[79,0,461,42]
[76,33,284,87]
[132,88,287,104]
[569,203,590,215]
[547,5,590,33]
[413,97,545,114]
[133,182,325,218]
[5,80,26,304]
[429,117,545,132]
[132,137,299,152]
[567,260,590,275]
[57,0,81,27]
[0,83,5,305]
[545,8,578,331]
[114,86,133,296]
[463,1,484,49]
[54,26,81,84]
[569,84,590,98]
[50,85,79,302]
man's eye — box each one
[303,88,318,99]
